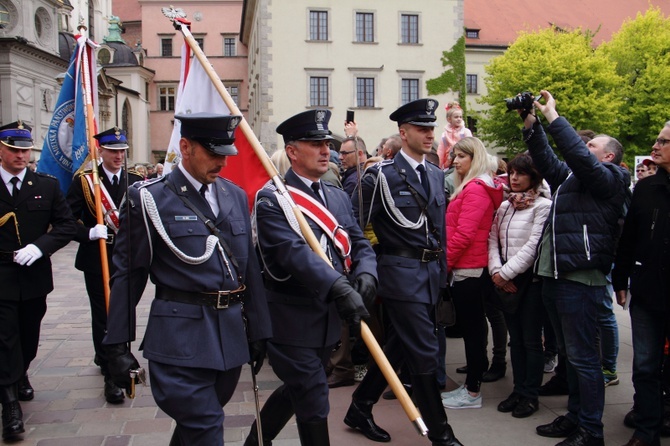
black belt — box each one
[381,247,442,262]
[156,285,246,309]
[106,233,115,245]
[0,252,15,263]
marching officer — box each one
[344,99,463,446]
[246,109,377,445]
[66,127,143,404]
[0,121,76,440]
[102,113,271,446]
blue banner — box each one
[38,41,88,193]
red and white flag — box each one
[165,38,269,208]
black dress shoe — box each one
[497,392,521,413]
[18,375,34,401]
[536,415,579,438]
[327,374,355,389]
[456,365,468,374]
[555,427,604,446]
[624,406,637,429]
[539,376,569,396]
[512,397,539,418]
[344,401,391,442]
[2,401,25,440]
[481,362,506,382]
[104,378,125,404]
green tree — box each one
[598,7,670,162]
[478,27,623,156]
[427,35,466,116]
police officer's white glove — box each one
[89,224,108,240]
[14,244,43,266]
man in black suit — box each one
[0,121,76,440]
[66,127,143,404]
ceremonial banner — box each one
[164,37,269,207]
[39,35,98,193]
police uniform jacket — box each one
[0,170,77,301]
[255,168,377,348]
[354,154,446,304]
[66,166,144,273]
[103,167,271,371]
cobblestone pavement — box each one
[9,242,648,445]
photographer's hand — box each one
[534,90,559,124]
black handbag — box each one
[489,269,534,314]
[436,287,457,327]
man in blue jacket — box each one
[523,91,629,446]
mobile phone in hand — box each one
[346,110,355,123]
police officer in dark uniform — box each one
[344,99,463,446]
[102,113,271,446]
[246,109,377,445]
[0,121,76,440]
[66,128,143,404]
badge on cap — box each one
[315,110,327,123]
[426,100,437,114]
[114,127,122,140]
[17,120,24,130]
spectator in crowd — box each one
[381,134,402,160]
[634,162,648,182]
[489,153,551,419]
[134,164,148,179]
[612,122,670,446]
[524,90,629,446]
[374,138,388,157]
[340,132,368,197]
[441,137,503,410]
[642,158,657,177]
[437,101,473,170]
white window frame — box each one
[354,10,376,43]
[399,12,421,45]
[223,34,237,57]
[157,84,177,111]
[305,68,333,108]
[307,9,330,42]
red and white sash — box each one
[84,174,120,233]
[287,185,353,273]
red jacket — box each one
[447,177,503,270]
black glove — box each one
[248,339,267,375]
[105,343,140,393]
[353,273,377,307]
[328,277,370,337]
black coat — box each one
[0,170,77,301]
[66,166,144,273]
[612,170,670,311]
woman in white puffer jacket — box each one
[488,153,551,419]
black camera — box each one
[504,92,541,112]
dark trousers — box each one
[505,281,544,399]
[452,273,490,393]
[149,361,241,446]
[84,272,108,368]
[0,297,47,385]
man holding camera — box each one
[521,91,629,446]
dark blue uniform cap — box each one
[389,98,439,127]
[0,121,34,149]
[276,109,335,144]
[94,127,129,150]
[176,112,242,156]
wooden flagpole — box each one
[77,26,111,312]
[163,9,427,436]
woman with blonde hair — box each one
[441,137,503,410]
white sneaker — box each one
[354,365,367,382]
[544,355,558,373]
[442,386,482,409]
[440,385,464,399]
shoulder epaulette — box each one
[127,168,142,177]
[34,171,57,180]
[133,176,165,189]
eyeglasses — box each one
[655,138,670,146]
[340,150,356,155]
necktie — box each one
[417,164,430,196]
[311,182,325,206]
[10,177,19,202]
[199,184,208,199]
[112,174,119,187]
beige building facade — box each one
[242,0,464,154]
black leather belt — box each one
[106,233,115,245]
[381,247,443,262]
[0,252,15,263]
[156,285,246,309]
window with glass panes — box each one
[158,85,176,111]
[400,14,419,44]
[401,79,419,104]
[309,11,328,41]
[356,12,374,42]
[356,78,375,107]
[310,77,328,106]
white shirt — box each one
[398,149,427,184]
[178,164,219,216]
[0,166,26,195]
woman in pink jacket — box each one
[441,137,503,410]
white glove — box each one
[14,244,43,266]
[89,224,109,240]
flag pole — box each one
[77,26,111,313]
[164,10,427,436]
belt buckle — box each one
[420,249,431,262]
[106,233,115,245]
[216,291,231,309]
